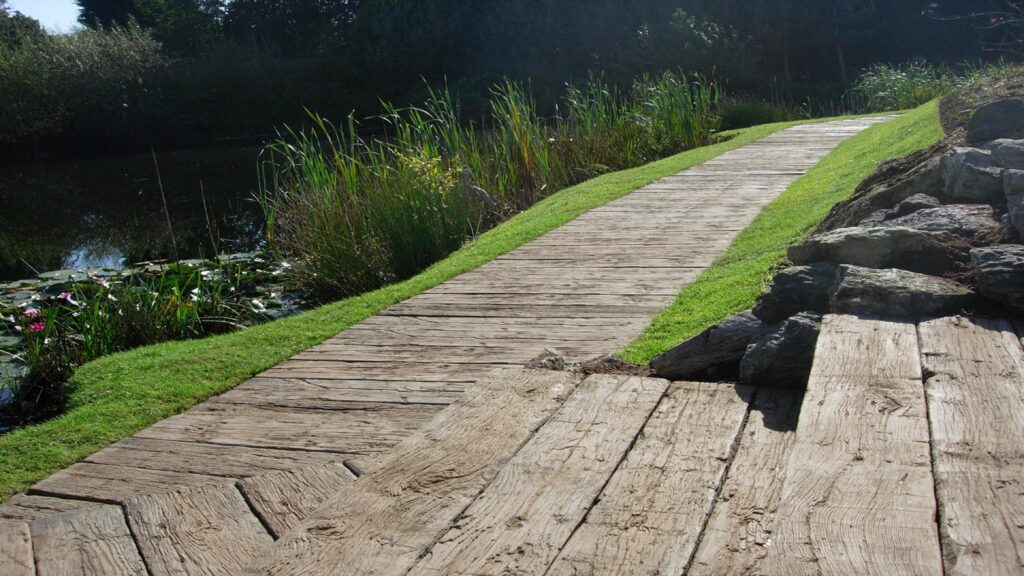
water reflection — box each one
[0,146,266,281]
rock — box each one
[788,227,967,276]
[889,193,942,218]
[940,147,1005,203]
[830,265,974,318]
[966,98,1024,145]
[819,152,943,231]
[1007,170,1024,240]
[988,139,1024,169]
[971,245,1024,312]
[740,312,822,389]
[879,204,1003,246]
[651,311,770,381]
[525,348,568,371]
[858,209,891,227]
[753,263,838,324]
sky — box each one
[8,0,80,32]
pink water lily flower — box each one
[96,278,109,288]
[23,309,40,318]
[28,322,46,333]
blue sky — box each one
[8,0,80,32]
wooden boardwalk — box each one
[0,118,896,574]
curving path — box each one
[0,117,889,574]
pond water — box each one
[0,146,267,282]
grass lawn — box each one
[0,116,851,501]
[621,99,944,363]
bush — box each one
[718,98,794,130]
[852,62,964,112]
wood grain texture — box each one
[238,463,356,538]
[762,315,942,576]
[244,368,582,576]
[689,388,803,576]
[0,496,107,524]
[548,381,751,576]
[919,316,1024,576]
[0,521,33,576]
[31,507,147,576]
[29,462,225,503]
[407,375,669,576]
[124,483,274,576]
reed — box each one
[259,71,722,299]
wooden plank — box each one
[137,402,440,454]
[919,316,1024,575]
[689,388,804,576]
[381,302,659,318]
[548,381,752,576]
[260,360,508,381]
[237,463,356,538]
[31,507,147,576]
[245,368,582,575]
[761,315,942,576]
[406,374,669,576]
[84,437,345,478]
[0,521,33,576]
[292,343,598,365]
[216,378,464,409]
[30,462,226,504]
[124,483,273,576]
[0,495,107,523]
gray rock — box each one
[879,204,1003,246]
[940,147,1005,203]
[651,311,770,381]
[988,139,1024,169]
[1007,170,1024,241]
[971,245,1024,312]
[889,193,942,218]
[753,262,839,324]
[966,98,1024,145]
[830,265,974,318]
[740,312,822,389]
[858,209,891,227]
[788,226,967,276]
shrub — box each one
[852,62,964,112]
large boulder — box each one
[651,311,770,381]
[889,193,942,219]
[940,148,1005,203]
[740,312,822,389]
[988,139,1024,170]
[971,245,1024,312]
[830,265,975,318]
[819,151,943,231]
[879,204,1003,246]
[753,262,839,324]
[1006,170,1024,241]
[966,98,1024,145]
[788,227,967,276]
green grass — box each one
[0,116,833,501]
[621,99,944,364]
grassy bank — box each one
[0,117,837,501]
[621,99,944,363]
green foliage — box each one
[0,24,167,147]
[853,62,965,111]
[718,98,794,130]
[260,73,721,299]
[0,3,44,50]
[0,117,815,501]
[622,100,945,363]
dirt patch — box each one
[524,349,655,377]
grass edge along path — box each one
[621,99,943,364]
[0,114,882,501]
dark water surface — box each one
[0,147,266,281]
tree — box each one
[223,0,360,56]
[77,0,224,55]
[0,0,45,50]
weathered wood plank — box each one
[31,507,147,576]
[217,378,464,409]
[237,463,356,538]
[244,368,582,576]
[124,483,273,576]
[30,462,226,504]
[260,360,508,381]
[0,521,33,576]
[689,387,803,576]
[919,316,1024,576]
[381,302,661,318]
[406,374,669,576]
[761,315,942,576]
[0,495,107,523]
[137,402,440,454]
[548,381,752,576]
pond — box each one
[0,146,268,282]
